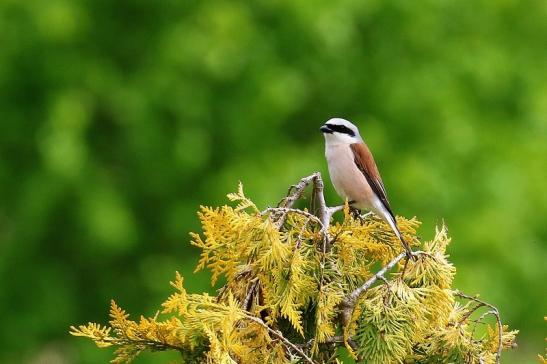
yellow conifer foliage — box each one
[71,175,518,364]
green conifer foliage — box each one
[71,173,517,363]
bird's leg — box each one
[348,204,375,225]
[400,237,417,262]
[350,207,372,225]
[350,207,361,220]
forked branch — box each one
[455,291,504,363]
[245,315,316,364]
[270,172,344,251]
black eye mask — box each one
[325,124,356,137]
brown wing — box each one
[350,143,395,219]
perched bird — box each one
[320,118,412,256]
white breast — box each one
[324,144,376,210]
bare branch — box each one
[268,172,329,231]
[458,302,486,324]
[455,291,503,364]
[261,207,324,229]
[280,173,321,210]
[245,315,316,364]
[311,173,328,228]
[296,335,355,348]
[268,172,341,253]
[340,251,425,327]
[242,280,259,311]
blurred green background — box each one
[1,0,545,363]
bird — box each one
[319,117,413,257]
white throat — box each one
[323,132,361,146]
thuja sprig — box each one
[71,172,517,364]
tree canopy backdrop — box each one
[0,0,545,363]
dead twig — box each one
[261,207,324,230]
[454,291,503,364]
[242,280,259,311]
[245,315,316,364]
[269,172,342,252]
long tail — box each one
[384,212,413,258]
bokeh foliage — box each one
[0,0,545,363]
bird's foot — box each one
[351,209,373,224]
[350,207,369,224]
[403,247,419,263]
[350,207,361,220]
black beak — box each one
[320,125,332,133]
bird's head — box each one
[320,118,361,145]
